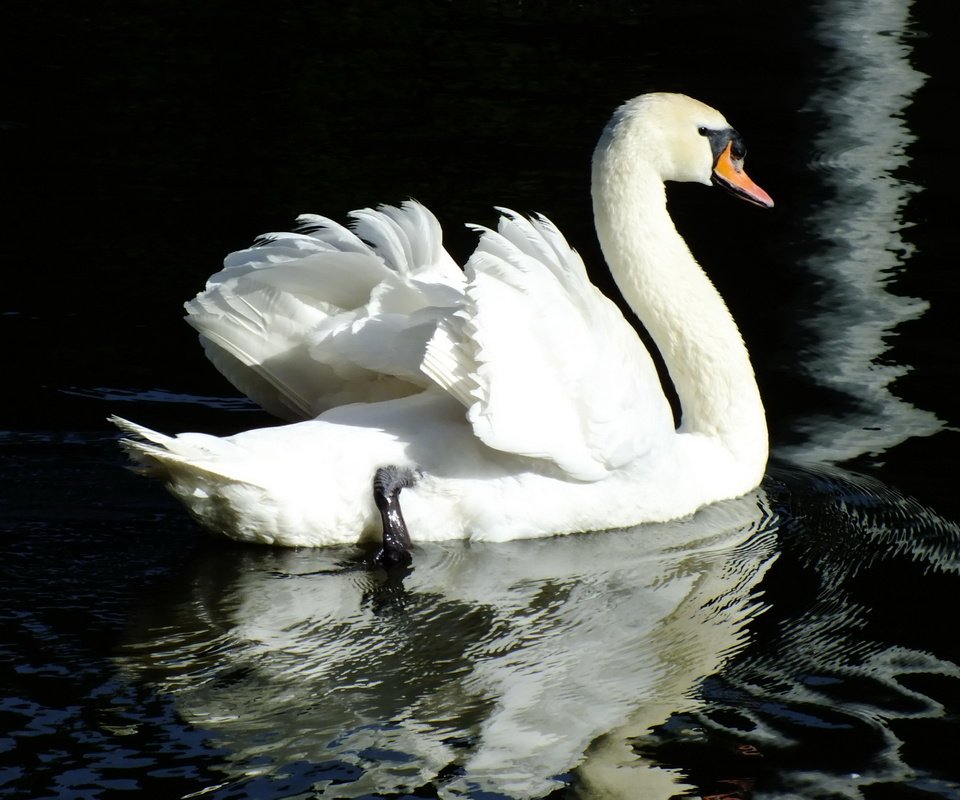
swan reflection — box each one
[118,490,778,798]
[637,464,960,798]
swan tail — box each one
[112,415,294,543]
[110,415,245,482]
[186,201,465,421]
[111,416,282,500]
[110,414,173,462]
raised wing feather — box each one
[187,201,671,480]
[422,210,675,481]
[186,201,464,421]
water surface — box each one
[3,0,959,797]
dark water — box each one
[3,0,959,798]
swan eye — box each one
[697,126,710,136]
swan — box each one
[112,92,773,560]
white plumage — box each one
[113,92,773,547]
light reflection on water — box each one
[60,386,260,410]
[116,491,779,798]
[638,464,960,799]
[783,0,942,465]
[5,0,959,797]
[96,2,960,794]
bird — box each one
[112,92,774,564]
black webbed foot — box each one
[372,465,420,569]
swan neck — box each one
[591,150,767,468]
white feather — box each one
[422,210,673,480]
[115,93,770,547]
[184,201,464,420]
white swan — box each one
[113,92,773,555]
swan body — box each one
[114,92,773,548]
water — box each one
[3,0,959,797]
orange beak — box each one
[712,141,774,208]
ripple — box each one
[638,465,960,799]
[109,490,780,798]
[61,386,259,411]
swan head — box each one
[595,92,773,208]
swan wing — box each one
[186,201,465,421]
[423,210,675,481]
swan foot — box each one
[372,465,419,568]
